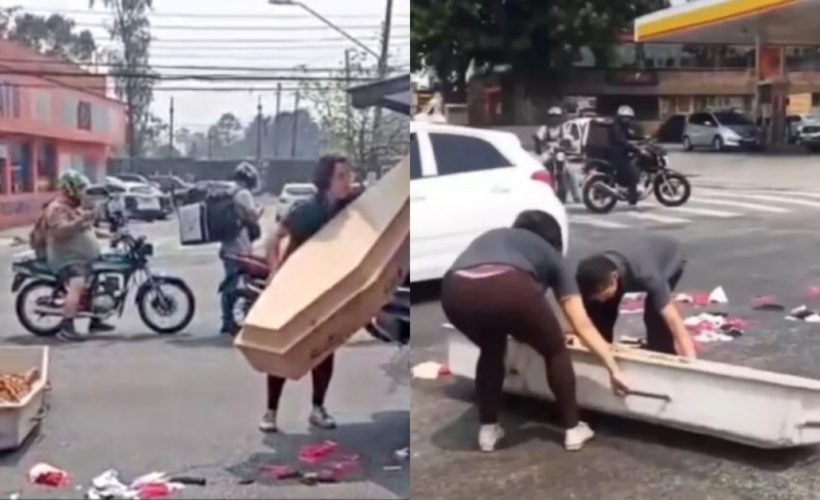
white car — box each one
[411,121,568,283]
[276,183,318,221]
[119,181,171,221]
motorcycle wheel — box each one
[137,278,196,334]
[582,173,618,214]
[653,171,691,207]
[230,288,257,337]
[16,280,63,337]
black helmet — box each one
[233,162,259,190]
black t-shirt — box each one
[449,228,579,299]
[282,191,360,258]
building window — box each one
[0,82,21,119]
[78,101,92,130]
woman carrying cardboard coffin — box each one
[441,211,631,452]
[261,155,359,433]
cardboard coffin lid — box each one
[235,157,409,377]
[237,221,409,379]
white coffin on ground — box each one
[235,158,410,379]
[449,335,820,448]
[0,347,49,451]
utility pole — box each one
[274,83,282,158]
[371,0,393,169]
[290,90,300,158]
[256,96,263,167]
[168,97,175,158]
[208,129,214,160]
[345,49,354,159]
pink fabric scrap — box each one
[299,441,340,465]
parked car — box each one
[276,183,318,221]
[682,111,762,151]
[797,121,820,152]
[118,182,172,221]
[150,175,192,194]
[410,120,567,283]
[114,173,161,189]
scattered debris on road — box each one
[807,286,820,301]
[27,463,70,488]
[709,286,729,304]
[442,322,455,330]
[86,469,186,500]
[684,313,746,343]
[786,305,820,322]
[412,361,451,379]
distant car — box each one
[276,183,317,221]
[85,183,125,216]
[682,111,762,152]
[117,182,172,221]
[150,175,192,194]
[797,120,820,153]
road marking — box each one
[621,211,690,225]
[664,206,741,218]
[570,215,629,229]
[688,197,791,213]
[714,192,820,209]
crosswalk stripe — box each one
[688,197,791,213]
[570,215,629,229]
[664,206,740,218]
[715,192,820,209]
[621,211,690,224]
[747,190,820,199]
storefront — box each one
[0,40,125,230]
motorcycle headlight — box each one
[556,152,566,162]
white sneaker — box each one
[259,410,278,433]
[564,421,595,451]
[478,424,505,452]
[309,406,337,430]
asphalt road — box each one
[411,152,820,500]
[0,210,410,499]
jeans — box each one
[220,257,242,329]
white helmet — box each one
[548,106,563,116]
[617,105,635,118]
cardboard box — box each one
[0,347,49,451]
[235,157,409,379]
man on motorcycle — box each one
[41,170,111,342]
[535,107,581,203]
[585,106,642,207]
[219,163,263,335]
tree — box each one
[412,0,668,92]
[301,50,408,172]
[207,113,243,159]
[3,13,97,62]
[90,0,155,159]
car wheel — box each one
[713,136,724,152]
[682,136,693,151]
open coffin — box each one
[449,335,820,448]
[235,157,410,379]
[0,347,49,451]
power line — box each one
[26,8,410,20]
[0,58,410,73]
[141,43,410,51]
[144,35,409,43]
[73,22,409,31]
[9,82,330,92]
[0,69,379,82]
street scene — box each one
[0,0,410,499]
[411,0,820,499]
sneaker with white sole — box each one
[564,421,595,451]
[259,410,278,433]
[478,424,504,452]
[309,406,337,430]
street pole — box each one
[169,97,175,158]
[345,49,353,158]
[208,130,213,160]
[256,96,263,167]
[370,0,393,170]
[291,91,300,158]
[274,83,282,158]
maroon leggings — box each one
[267,354,334,411]
[441,267,580,428]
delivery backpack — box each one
[178,182,259,246]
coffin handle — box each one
[628,390,671,402]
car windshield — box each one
[131,186,153,195]
[715,113,753,126]
[285,186,316,196]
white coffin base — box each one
[448,335,820,449]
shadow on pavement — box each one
[225,410,409,498]
[429,376,817,472]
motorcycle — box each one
[581,140,691,214]
[12,231,196,337]
[222,254,409,346]
[533,136,575,204]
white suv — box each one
[411,121,568,283]
[276,183,317,221]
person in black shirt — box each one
[260,155,359,433]
[442,210,630,453]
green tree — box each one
[412,0,668,90]
[5,13,97,62]
[208,112,243,159]
[90,0,155,159]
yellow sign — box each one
[789,93,813,114]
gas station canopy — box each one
[635,0,820,45]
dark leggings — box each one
[267,354,334,411]
[441,267,580,428]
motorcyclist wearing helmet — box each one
[42,170,111,341]
[615,105,645,142]
[219,162,263,335]
[535,106,581,203]
[610,105,643,207]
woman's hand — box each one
[609,370,630,396]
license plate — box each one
[137,197,160,210]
